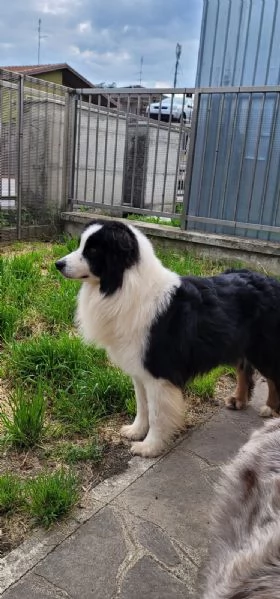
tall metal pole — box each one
[174,43,182,88]
[38,18,41,64]
[139,56,143,86]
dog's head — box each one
[55,220,140,295]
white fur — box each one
[260,405,273,418]
[60,224,102,280]
[60,224,185,457]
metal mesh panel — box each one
[0,69,73,241]
[72,89,192,219]
[0,70,19,240]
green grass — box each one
[127,214,181,227]
[5,334,107,387]
[0,469,79,527]
[187,366,235,399]
[35,275,79,329]
[52,235,79,256]
[0,253,42,311]
[0,388,46,450]
[27,469,79,527]
[0,474,23,514]
[53,365,134,433]
[53,439,104,464]
[0,304,21,343]
[4,333,133,434]
[157,247,243,277]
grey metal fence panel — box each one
[196,0,280,88]
[0,70,19,238]
[184,87,280,240]
[0,69,73,241]
[71,88,193,221]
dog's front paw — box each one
[130,439,166,458]
[120,423,148,441]
[225,395,248,410]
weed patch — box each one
[0,388,46,450]
[0,474,23,514]
[27,469,79,527]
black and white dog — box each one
[56,219,280,457]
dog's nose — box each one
[55,259,66,272]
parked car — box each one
[146,95,193,123]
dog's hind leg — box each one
[131,378,185,458]
[120,378,149,441]
[225,359,254,410]
[260,379,280,418]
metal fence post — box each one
[16,74,24,240]
[61,90,77,211]
[181,89,200,230]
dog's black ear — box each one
[99,224,139,296]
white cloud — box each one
[155,80,171,89]
[77,21,92,34]
[70,45,130,65]
[0,42,14,49]
[69,46,95,61]
[39,0,80,15]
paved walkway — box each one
[1,382,267,598]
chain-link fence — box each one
[0,69,73,242]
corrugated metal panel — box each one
[186,0,280,240]
[196,0,280,87]
[186,90,280,240]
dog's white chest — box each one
[76,283,144,376]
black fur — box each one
[82,220,139,296]
[144,270,280,393]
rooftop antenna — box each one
[37,19,47,64]
[173,43,182,88]
[139,56,143,86]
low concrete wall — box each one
[61,211,280,275]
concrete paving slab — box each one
[34,506,126,599]
[1,572,73,599]
[0,518,81,595]
[184,405,262,466]
[119,556,189,599]
[113,448,215,565]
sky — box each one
[0,0,203,88]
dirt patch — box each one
[184,374,236,427]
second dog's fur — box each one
[201,420,280,598]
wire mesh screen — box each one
[0,69,73,242]
[72,89,192,219]
[0,70,19,240]
[185,88,280,241]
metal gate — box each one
[69,88,193,220]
